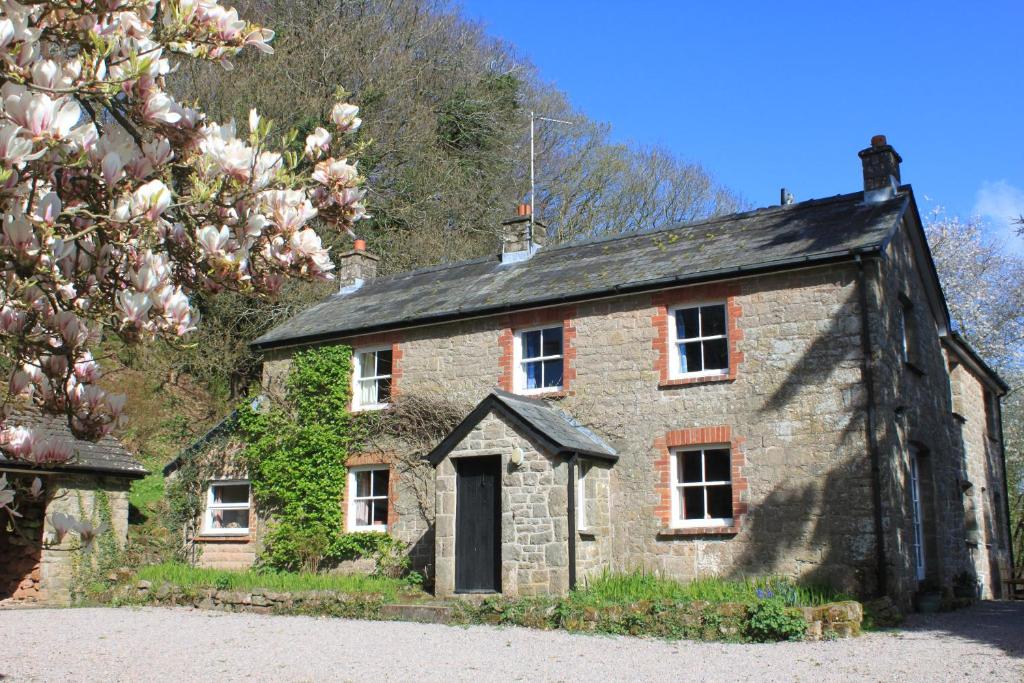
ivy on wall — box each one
[238,345,401,572]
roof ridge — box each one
[538,190,867,254]
[341,190,868,292]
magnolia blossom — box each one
[330,102,362,132]
[0,0,366,521]
[304,127,331,159]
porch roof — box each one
[425,389,617,466]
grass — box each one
[570,569,852,607]
[136,562,417,602]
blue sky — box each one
[459,0,1024,245]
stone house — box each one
[174,137,1014,605]
[0,409,146,605]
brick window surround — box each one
[343,452,398,531]
[349,332,403,411]
[498,305,577,396]
[652,283,743,387]
[654,426,748,535]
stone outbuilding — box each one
[0,409,146,605]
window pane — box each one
[542,359,563,388]
[681,451,703,483]
[355,470,371,497]
[213,484,248,505]
[676,307,700,340]
[355,500,370,526]
[358,352,375,378]
[704,449,731,482]
[372,498,389,526]
[683,487,704,520]
[525,360,541,389]
[377,377,392,403]
[360,378,377,405]
[371,469,389,497]
[523,330,541,359]
[683,341,703,373]
[541,327,562,357]
[707,485,733,519]
[376,349,392,376]
[211,508,248,529]
[703,338,728,371]
[702,305,726,336]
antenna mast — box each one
[529,111,573,243]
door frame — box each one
[454,455,502,594]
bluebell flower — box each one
[756,588,765,599]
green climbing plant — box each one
[238,345,397,571]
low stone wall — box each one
[118,580,863,642]
[798,601,863,639]
[125,580,387,618]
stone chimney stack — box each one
[337,238,379,293]
[501,203,545,264]
[858,134,903,203]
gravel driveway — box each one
[1,601,1021,682]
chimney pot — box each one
[871,134,887,148]
[353,238,366,252]
[517,203,531,217]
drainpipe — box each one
[856,255,889,596]
[567,455,578,591]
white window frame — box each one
[347,465,390,532]
[669,446,733,529]
[202,479,251,536]
[352,345,393,411]
[667,302,729,380]
[576,462,590,531]
[909,448,926,581]
[513,324,564,395]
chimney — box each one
[858,134,903,203]
[500,203,546,264]
[337,238,379,294]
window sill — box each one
[516,388,568,399]
[659,373,735,389]
[658,525,739,537]
[196,534,251,543]
[904,361,925,376]
[347,527,388,534]
[351,403,390,413]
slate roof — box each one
[425,389,618,465]
[0,408,147,479]
[253,190,910,350]
[162,410,238,476]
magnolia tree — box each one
[0,0,366,540]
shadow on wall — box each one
[729,290,878,594]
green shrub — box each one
[746,598,807,642]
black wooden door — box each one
[455,456,501,593]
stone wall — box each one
[576,458,613,584]
[37,473,131,605]
[866,225,976,604]
[950,358,1013,598]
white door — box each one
[909,448,926,581]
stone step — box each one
[380,603,452,624]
